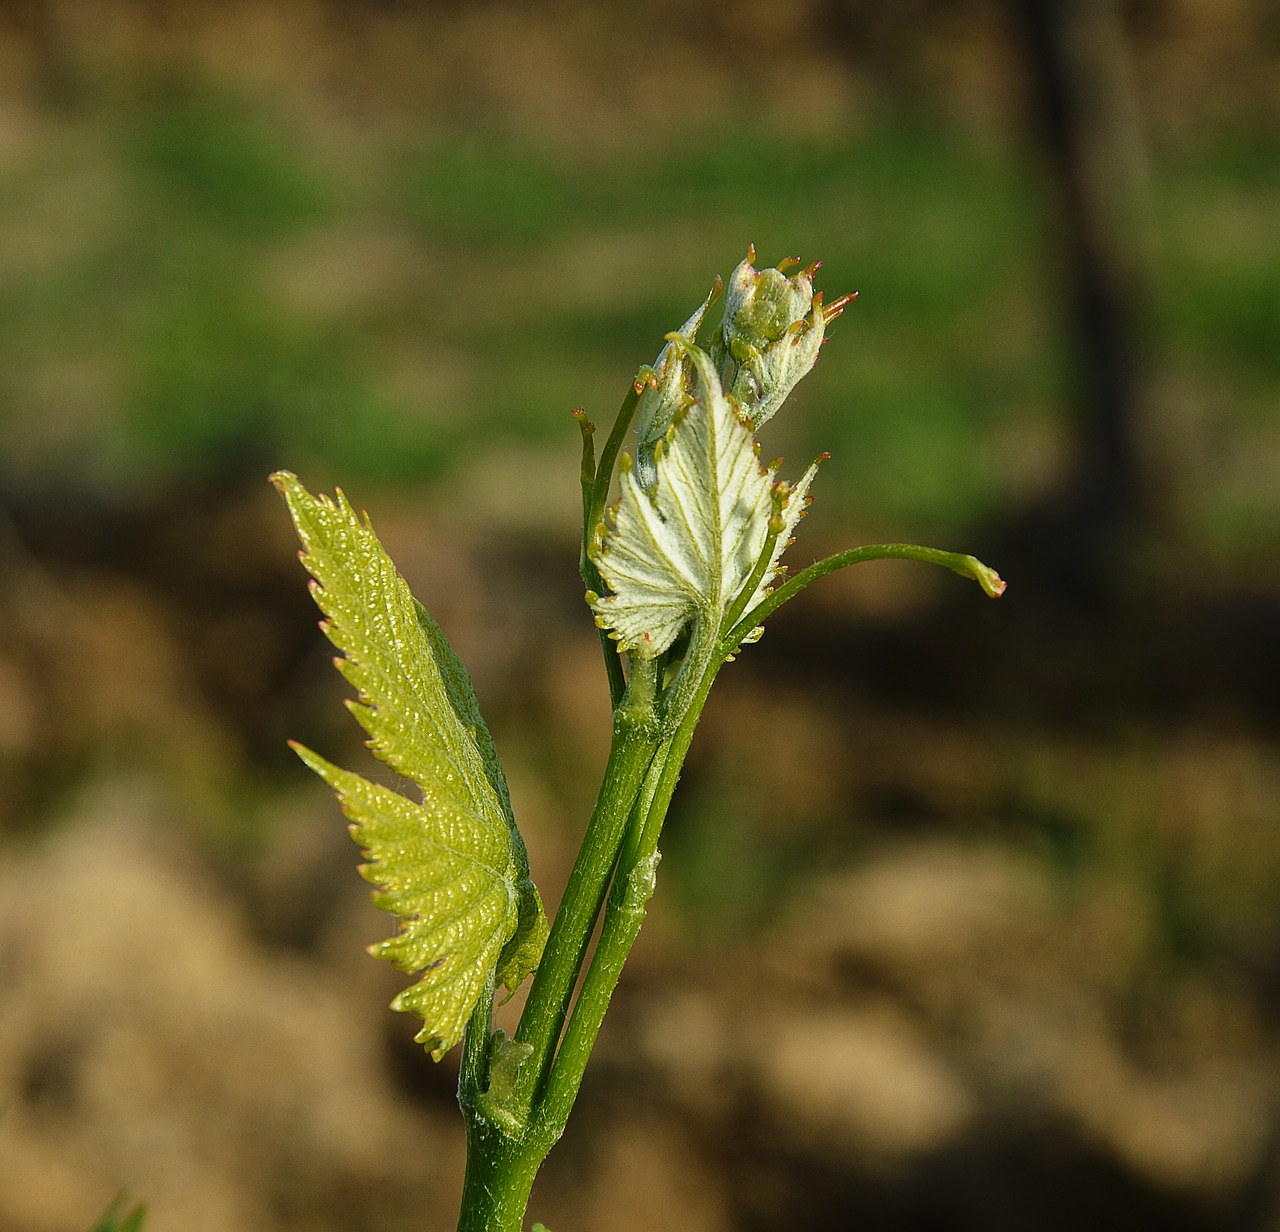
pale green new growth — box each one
[717,248,834,430]
[587,341,818,658]
[275,248,1005,1232]
[272,471,548,1059]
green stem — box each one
[581,386,641,708]
[532,846,660,1142]
[588,384,641,533]
[456,976,543,1232]
[631,656,720,878]
[572,408,597,571]
[457,972,496,1110]
[586,582,626,709]
[455,1122,543,1232]
[535,654,721,1137]
[513,658,661,1106]
[723,542,1006,651]
[455,661,665,1232]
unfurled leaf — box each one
[587,343,819,658]
[273,471,548,1059]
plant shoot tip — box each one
[273,253,1006,1232]
[962,556,1006,598]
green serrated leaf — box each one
[272,471,548,1059]
[587,343,819,658]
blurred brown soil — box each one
[0,478,1278,1232]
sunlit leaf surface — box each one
[274,471,548,1058]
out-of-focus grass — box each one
[390,121,1060,536]
[1148,129,1280,567]
[0,80,1275,566]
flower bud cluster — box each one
[631,247,854,491]
[712,246,856,430]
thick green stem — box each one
[455,1122,544,1232]
[457,973,496,1107]
[513,658,662,1107]
[455,692,663,1232]
[535,655,720,1136]
[533,612,730,1135]
[532,847,660,1141]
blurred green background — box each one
[0,2,1277,1231]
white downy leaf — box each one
[588,342,819,658]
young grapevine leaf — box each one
[273,471,548,1059]
[587,342,818,657]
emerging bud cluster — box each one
[714,247,856,430]
[584,248,849,663]
[630,246,854,493]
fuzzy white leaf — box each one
[588,343,817,657]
